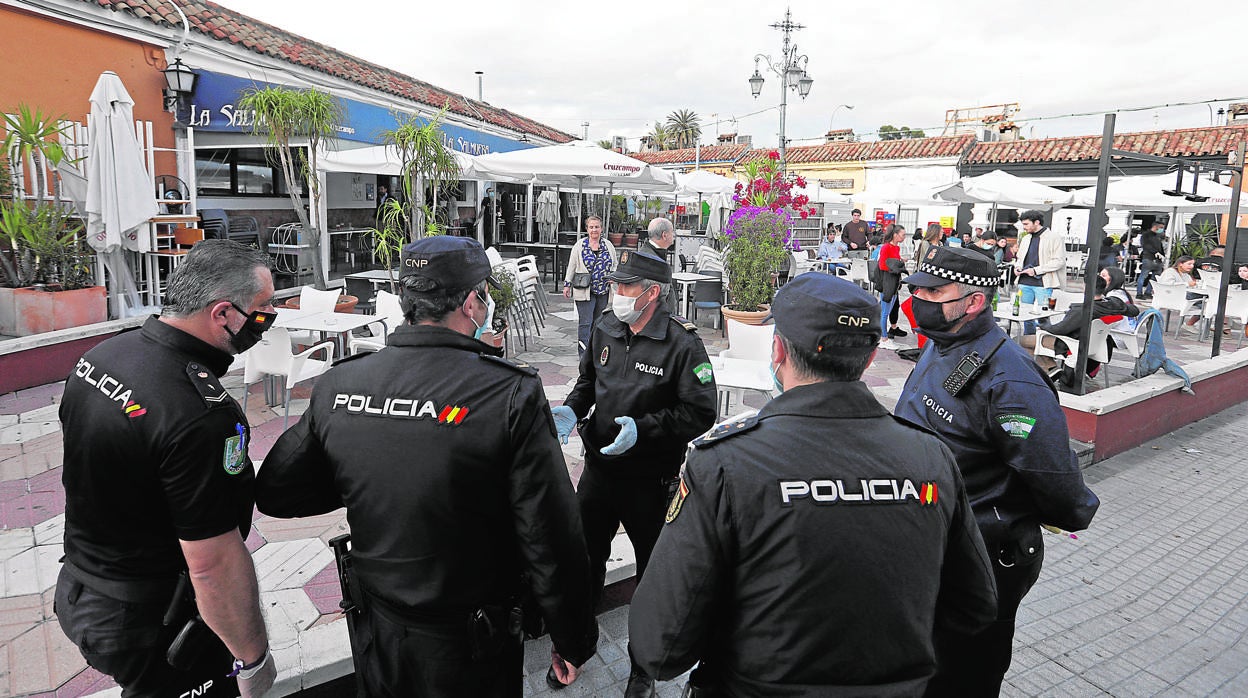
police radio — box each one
[941,337,1008,397]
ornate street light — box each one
[162,58,197,112]
[746,7,813,168]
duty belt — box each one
[60,557,179,604]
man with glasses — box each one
[552,251,717,697]
[57,240,278,698]
[256,237,598,696]
[893,246,1099,696]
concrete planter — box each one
[0,286,108,337]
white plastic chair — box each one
[720,320,775,361]
[1109,312,1158,377]
[848,258,870,289]
[240,327,334,428]
[1051,290,1081,312]
[288,286,342,347]
[349,290,404,355]
[484,246,503,268]
[1202,287,1248,349]
[1035,320,1113,388]
[1151,283,1202,337]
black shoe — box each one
[545,666,566,691]
[896,347,922,362]
[888,327,908,337]
[624,666,656,698]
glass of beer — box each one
[1047,297,1057,311]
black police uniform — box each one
[563,301,717,606]
[56,318,253,698]
[895,312,1100,695]
[631,383,998,695]
[255,325,598,697]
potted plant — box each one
[378,107,461,243]
[718,151,814,322]
[1,105,106,336]
[487,267,518,350]
[238,86,344,290]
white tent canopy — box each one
[317,144,490,180]
[675,169,737,196]
[473,140,676,191]
[1070,173,1236,214]
[791,183,854,206]
[853,181,942,208]
[935,169,1074,208]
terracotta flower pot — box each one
[281,294,359,314]
[623,233,640,248]
[721,304,771,326]
[608,232,624,247]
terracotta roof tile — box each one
[79,0,574,143]
[966,125,1248,164]
[741,134,975,164]
[633,144,748,165]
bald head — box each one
[647,217,675,249]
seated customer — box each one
[1159,255,1203,330]
[1020,275,1139,386]
[1100,266,1136,334]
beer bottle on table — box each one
[1012,290,1021,316]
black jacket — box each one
[1045,296,1139,339]
[1139,230,1165,261]
[564,306,717,478]
[629,381,997,695]
[255,325,598,665]
[894,313,1100,551]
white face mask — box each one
[471,289,494,341]
[612,290,650,325]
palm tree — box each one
[643,121,670,151]
[597,139,614,150]
[665,109,702,150]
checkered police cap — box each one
[902,245,1000,288]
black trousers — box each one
[351,603,523,698]
[926,538,1045,697]
[55,568,237,698]
[577,462,674,610]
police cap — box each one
[903,245,999,288]
[608,250,671,284]
[768,272,880,352]
[399,237,495,291]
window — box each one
[194,147,304,197]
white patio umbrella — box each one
[935,169,1074,208]
[704,192,734,238]
[85,71,157,254]
[1069,173,1235,213]
[675,170,738,197]
[83,72,158,318]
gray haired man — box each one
[641,217,680,314]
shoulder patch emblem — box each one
[222,423,247,475]
[600,346,609,366]
[186,363,230,407]
[479,354,538,376]
[665,477,690,524]
[671,316,698,332]
[996,414,1036,439]
[693,414,760,448]
[693,362,714,385]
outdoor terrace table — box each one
[672,271,717,319]
[710,355,774,417]
[993,306,1065,338]
[275,308,385,358]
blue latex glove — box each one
[550,405,577,445]
[599,416,638,456]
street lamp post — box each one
[828,104,854,132]
[748,7,813,170]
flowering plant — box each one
[718,151,815,311]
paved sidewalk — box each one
[0,284,1244,696]
[538,400,1248,696]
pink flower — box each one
[799,211,809,219]
[767,151,780,160]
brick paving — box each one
[0,283,1243,696]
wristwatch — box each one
[229,648,270,680]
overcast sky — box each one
[215,0,1248,148]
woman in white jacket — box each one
[563,216,618,355]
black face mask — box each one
[911,292,976,333]
[226,303,276,353]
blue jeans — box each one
[880,295,897,339]
[1136,260,1163,296]
[576,293,609,355]
[1018,285,1052,335]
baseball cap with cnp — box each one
[608,250,671,284]
[903,245,1000,289]
[399,237,495,290]
[767,272,880,352]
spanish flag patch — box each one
[665,477,690,524]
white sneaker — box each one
[879,338,902,350]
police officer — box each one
[893,246,1101,696]
[628,272,998,695]
[551,250,717,696]
[56,240,277,698]
[255,237,598,696]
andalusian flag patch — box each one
[996,414,1036,439]
[693,362,714,385]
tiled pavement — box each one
[0,285,1244,696]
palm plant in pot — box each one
[718,151,814,322]
[486,267,518,350]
